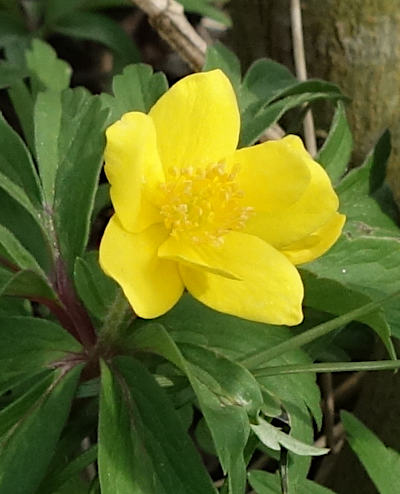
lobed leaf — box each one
[101,63,168,124]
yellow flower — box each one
[99,70,345,325]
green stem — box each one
[98,291,133,347]
[254,359,400,377]
[241,289,400,370]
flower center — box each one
[159,163,253,246]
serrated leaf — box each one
[0,365,82,494]
[98,357,216,494]
[26,39,71,93]
[341,411,400,494]
[53,11,140,70]
[317,101,352,184]
[204,42,241,94]
[0,316,82,388]
[101,63,168,124]
[251,416,328,456]
[54,88,108,272]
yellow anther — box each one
[159,163,253,246]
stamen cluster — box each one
[159,164,253,246]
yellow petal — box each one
[99,216,184,318]
[229,136,312,213]
[149,70,240,171]
[244,137,340,248]
[281,213,346,265]
[158,236,240,280]
[104,112,164,233]
[179,231,304,326]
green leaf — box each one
[159,294,322,427]
[40,445,97,494]
[130,323,251,493]
[240,90,342,147]
[74,250,120,320]
[204,42,241,93]
[91,182,110,222]
[34,89,62,204]
[240,58,296,111]
[0,11,26,45]
[179,343,263,417]
[81,0,130,8]
[0,112,42,206]
[0,224,45,272]
[316,101,352,184]
[0,61,27,89]
[26,39,71,94]
[0,186,52,272]
[53,11,140,69]
[101,63,168,124]
[0,365,82,494]
[0,269,56,300]
[54,88,108,271]
[42,0,83,25]
[242,290,400,369]
[301,270,396,359]
[98,357,216,494]
[177,0,231,26]
[341,411,400,494]
[0,372,54,437]
[0,316,82,388]
[7,80,35,152]
[248,470,336,494]
[157,295,323,482]
[251,416,328,456]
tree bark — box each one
[227,0,400,200]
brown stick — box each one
[129,0,207,70]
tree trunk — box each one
[227,0,400,200]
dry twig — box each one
[129,0,207,70]
[290,0,317,155]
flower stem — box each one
[98,290,134,349]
